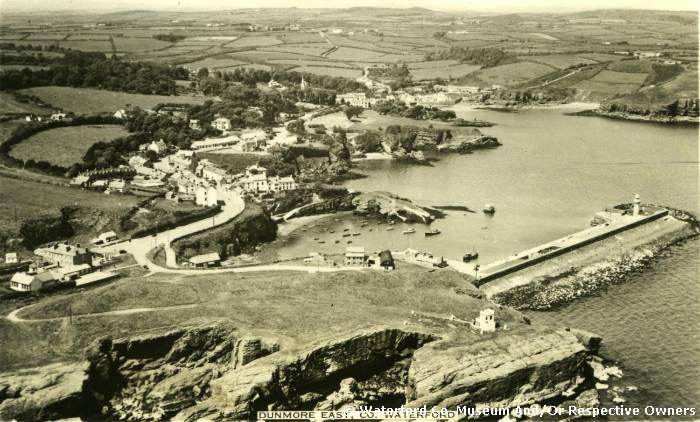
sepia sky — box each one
[0,0,697,13]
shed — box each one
[379,250,395,270]
[189,252,221,268]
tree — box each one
[344,105,364,121]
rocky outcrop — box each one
[0,323,603,422]
[437,135,501,154]
[0,362,89,421]
[407,330,591,410]
[352,191,440,223]
[173,202,278,259]
[176,327,436,420]
[83,323,278,421]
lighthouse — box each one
[633,194,641,216]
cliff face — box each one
[407,330,589,410]
[0,325,601,422]
[173,202,278,259]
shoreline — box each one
[570,109,700,125]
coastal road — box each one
[6,302,200,323]
[97,191,245,270]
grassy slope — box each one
[0,92,54,115]
[0,268,526,369]
[9,124,129,167]
[0,175,139,235]
[18,87,214,115]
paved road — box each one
[98,191,245,269]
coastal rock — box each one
[437,135,501,154]
[352,191,438,223]
[407,330,589,410]
[196,327,436,420]
[0,362,89,421]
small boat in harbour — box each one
[425,229,441,237]
[342,233,351,237]
[483,203,496,214]
[462,251,479,262]
[402,228,416,234]
[387,227,394,231]
[352,232,361,236]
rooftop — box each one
[189,252,221,264]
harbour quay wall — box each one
[475,209,669,286]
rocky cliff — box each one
[0,324,602,422]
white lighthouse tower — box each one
[633,194,641,216]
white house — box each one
[189,252,221,268]
[268,175,297,192]
[128,155,149,168]
[195,184,219,207]
[189,119,202,130]
[336,92,373,108]
[5,252,18,264]
[344,246,367,266]
[50,112,68,121]
[211,117,232,131]
[113,109,128,119]
[473,308,496,334]
[10,271,57,292]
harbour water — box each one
[270,106,699,410]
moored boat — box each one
[402,228,416,234]
[425,229,441,236]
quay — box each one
[467,197,670,286]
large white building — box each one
[195,184,219,206]
[237,165,297,193]
[336,92,375,108]
[191,135,241,151]
[211,117,232,131]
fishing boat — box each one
[483,203,496,214]
[347,240,353,244]
[360,222,369,227]
[352,232,361,236]
[387,227,394,231]
[402,228,416,234]
[313,237,319,241]
[462,251,479,262]
[342,233,351,237]
[318,240,326,244]
[343,228,350,232]
[425,229,441,237]
[334,240,340,244]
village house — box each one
[268,175,297,191]
[344,246,368,266]
[50,112,69,121]
[139,140,168,155]
[5,252,18,264]
[195,184,219,207]
[189,119,202,131]
[107,179,126,193]
[35,243,93,267]
[473,308,496,334]
[303,252,335,267]
[51,263,91,282]
[211,116,232,131]
[415,91,455,106]
[198,163,229,184]
[336,92,374,108]
[10,270,57,292]
[113,109,128,119]
[188,252,221,268]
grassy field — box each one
[521,55,598,69]
[471,61,555,86]
[113,37,171,52]
[0,268,527,369]
[0,120,23,146]
[411,63,481,80]
[290,65,362,78]
[10,124,129,167]
[226,35,282,48]
[182,56,250,70]
[606,60,655,73]
[58,40,112,52]
[0,175,139,235]
[589,70,647,84]
[18,87,214,114]
[0,92,54,115]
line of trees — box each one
[0,49,188,94]
[425,47,515,68]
